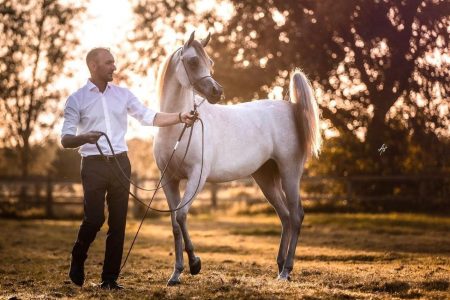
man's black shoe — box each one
[69,256,85,286]
[99,280,124,290]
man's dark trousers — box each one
[71,154,131,282]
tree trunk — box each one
[21,138,30,179]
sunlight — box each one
[271,8,287,27]
[82,0,134,50]
[195,0,234,21]
[54,0,236,141]
[43,0,450,145]
[54,0,159,140]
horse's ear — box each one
[184,31,195,49]
[201,32,211,47]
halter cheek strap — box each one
[178,47,213,92]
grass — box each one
[0,212,449,299]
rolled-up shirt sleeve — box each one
[61,96,80,137]
[126,90,157,126]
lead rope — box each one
[95,105,205,274]
[100,125,194,193]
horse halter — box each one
[177,46,222,107]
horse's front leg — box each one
[175,168,206,277]
[162,180,184,286]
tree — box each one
[129,0,449,175]
[0,0,85,178]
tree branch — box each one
[319,104,354,136]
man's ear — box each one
[87,61,95,73]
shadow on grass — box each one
[420,279,449,291]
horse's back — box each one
[204,99,300,181]
[212,99,295,127]
[211,99,298,148]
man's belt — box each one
[83,151,128,161]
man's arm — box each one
[126,90,196,127]
[153,112,196,127]
[61,132,103,149]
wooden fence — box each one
[0,175,448,218]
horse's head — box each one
[174,31,224,104]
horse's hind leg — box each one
[252,160,291,276]
[278,165,304,281]
[175,168,207,277]
[162,180,184,286]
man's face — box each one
[92,50,116,82]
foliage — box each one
[0,0,85,177]
[129,0,449,176]
[0,141,58,176]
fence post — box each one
[444,177,449,205]
[46,175,54,218]
[419,179,426,205]
[346,178,353,203]
[19,184,28,211]
[34,182,41,205]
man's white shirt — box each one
[61,80,156,156]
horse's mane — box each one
[156,49,177,105]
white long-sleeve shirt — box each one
[61,80,156,157]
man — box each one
[61,47,196,290]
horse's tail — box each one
[290,69,322,159]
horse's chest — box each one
[154,132,192,165]
[154,134,174,159]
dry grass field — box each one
[0,212,449,299]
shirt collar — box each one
[86,79,111,93]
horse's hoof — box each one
[277,273,291,281]
[277,265,283,275]
[189,256,201,275]
[167,279,181,286]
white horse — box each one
[154,32,321,285]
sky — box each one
[62,0,135,89]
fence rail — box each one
[0,174,448,218]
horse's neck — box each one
[160,69,193,113]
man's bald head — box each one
[86,47,111,69]
[86,47,116,83]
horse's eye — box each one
[189,57,199,68]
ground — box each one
[0,212,449,299]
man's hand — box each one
[61,131,103,149]
[153,111,198,127]
[84,131,103,144]
[180,111,198,126]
